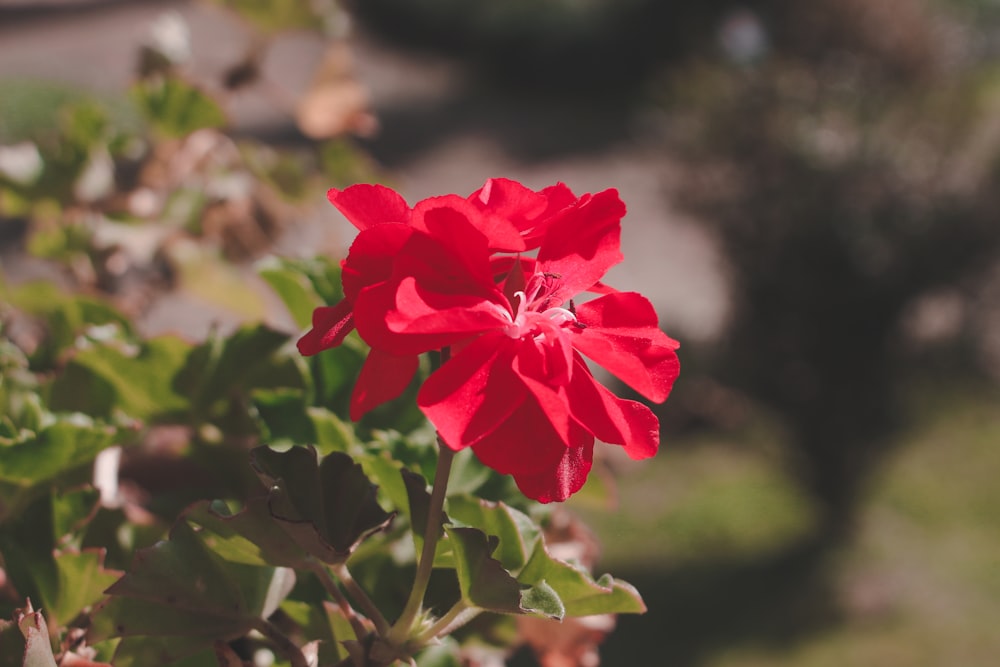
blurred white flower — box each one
[147,10,191,64]
[0,141,43,185]
[74,147,115,202]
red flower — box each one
[298,179,582,419]
[298,180,680,502]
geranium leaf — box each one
[35,549,120,630]
[0,423,114,524]
[47,337,192,421]
[518,580,565,621]
[131,76,226,139]
[107,637,218,667]
[443,526,522,615]
[252,390,356,454]
[257,259,324,329]
[174,325,303,424]
[249,446,393,564]
[279,600,352,665]
[16,601,57,667]
[445,496,540,573]
[0,419,115,486]
[90,521,295,662]
[185,497,310,568]
[517,542,645,616]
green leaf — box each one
[280,600,352,665]
[36,549,121,630]
[47,336,192,421]
[130,76,226,139]
[443,526,522,615]
[517,542,646,617]
[174,324,303,424]
[0,417,114,484]
[252,390,356,454]
[518,579,564,620]
[446,496,540,573]
[2,282,132,370]
[249,446,393,564]
[209,0,328,33]
[257,258,324,329]
[91,522,295,662]
[184,497,310,568]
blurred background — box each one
[1,0,999,665]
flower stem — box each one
[310,565,367,642]
[387,440,455,643]
[415,600,481,644]
[331,562,391,636]
[253,618,309,667]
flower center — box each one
[503,288,577,340]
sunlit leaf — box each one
[36,549,121,630]
[185,496,310,568]
[443,526,522,615]
[257,258,324,329]
[47,336,191,421]
[446,496,540,573]
[0,419,111,485]
[517,542,645,617]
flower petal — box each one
[536,189,625,301]
[327,184,410,231]
[418,334,525,449]
[506,433,594,503]
[296,299,354,356]
[572,292,680,403]
[349,348,419,420]
[566,356,660,460]
[468,178,578,251]
[470,399,577,477]
[341,222,414,302]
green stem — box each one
[253,618,309,667]
[308,560,373,642]
[331,562,391,636]
[387,441,455,643]
[414,601,481,644]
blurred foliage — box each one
[655,0,1000,537]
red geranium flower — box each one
[298,178,579,419]
[299,180,680,502]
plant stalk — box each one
[386,441,455,644]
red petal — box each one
[407,196,498,287]
[387,276,508,339]
[296,300,354,356]
[418,334,525,449]
[566,356,660,460]
[327,184,410,231]
[507,433,594,503]
[468,178,577,251]
[341,223,414,301]
[470,400,574,477]
[573,292,680,403]
[349,348,419,420]
[536,189,625,300]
